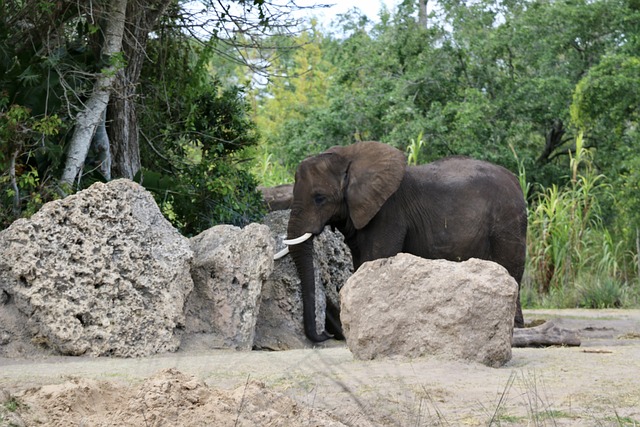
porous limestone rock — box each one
[340,254,518,367]
[184,223,275,350]
[0,179,193,358]
[254,211,353,350]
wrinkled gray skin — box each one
[287,141,527,342]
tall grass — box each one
[252,149,293,187]
[523,133,639,309]
[406,131,426,166]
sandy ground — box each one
[1,309,639,426]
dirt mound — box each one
[5,368,345,427]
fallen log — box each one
[259,184,293,211]
[512,319,581,347]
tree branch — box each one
[536,119,566,164]
[60,0,128,187]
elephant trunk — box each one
[287,232,332,342]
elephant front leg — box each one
[353,226,407,269]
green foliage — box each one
[251,149,294,187]
[524,134,638,308]
[525,273,638,310]
[570,54,640,251]
[137,157,264,236]
[527,134,604,290]
[137,35,265,236]
[1,0,273,235]
[251,25,339,173]
[571,55,640,133]
[0,0,110,228]
[2,395,24,414]
[0,101,64,228]
[576,277,630,309]
[255,0,640,176]
[101,52,127,77]
[406,131,426,166]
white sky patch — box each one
[292,0,402,27]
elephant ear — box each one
[328,141,407,230]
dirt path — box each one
[1,309,640,426]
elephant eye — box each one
[313,194,327,206]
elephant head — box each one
[284,141,407,342]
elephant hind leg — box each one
[509,242,526,329]
[325,298,344,340]
[490,235,526,328]
[513,296,524,328]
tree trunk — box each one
[537,119,566,164]
[512,319,581,347]
[108,0,173,180]
[60,0,127,186]
[418,0,428,28]
[637,228,640,282]
[108,78,140,179]
[91,109,111,180]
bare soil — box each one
[1,309,639,426]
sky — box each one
[294,0,401,27]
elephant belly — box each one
[403,228,492,263]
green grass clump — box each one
[522,133,640,309]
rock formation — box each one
[340,254,518,367]
[0,179,193,357]
[183,223,275,350]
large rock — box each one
[0,179,193,358]
[254,211,353,350]
[183,223,275,350]
[340,254,517,367]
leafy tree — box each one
[1,0,309,232]
[253,25,339,168]
[571,54,640,250]
[134,29,265,235]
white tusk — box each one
[283,232,313,245]
[273,247,290,260]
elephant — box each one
[278,141,527,342]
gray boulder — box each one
[0,179,193,358]
[340,254,517,367]
[254,211,353,350]
[183,223,275,350]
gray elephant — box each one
[278,141,527,342]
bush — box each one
[137,37,266,236]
